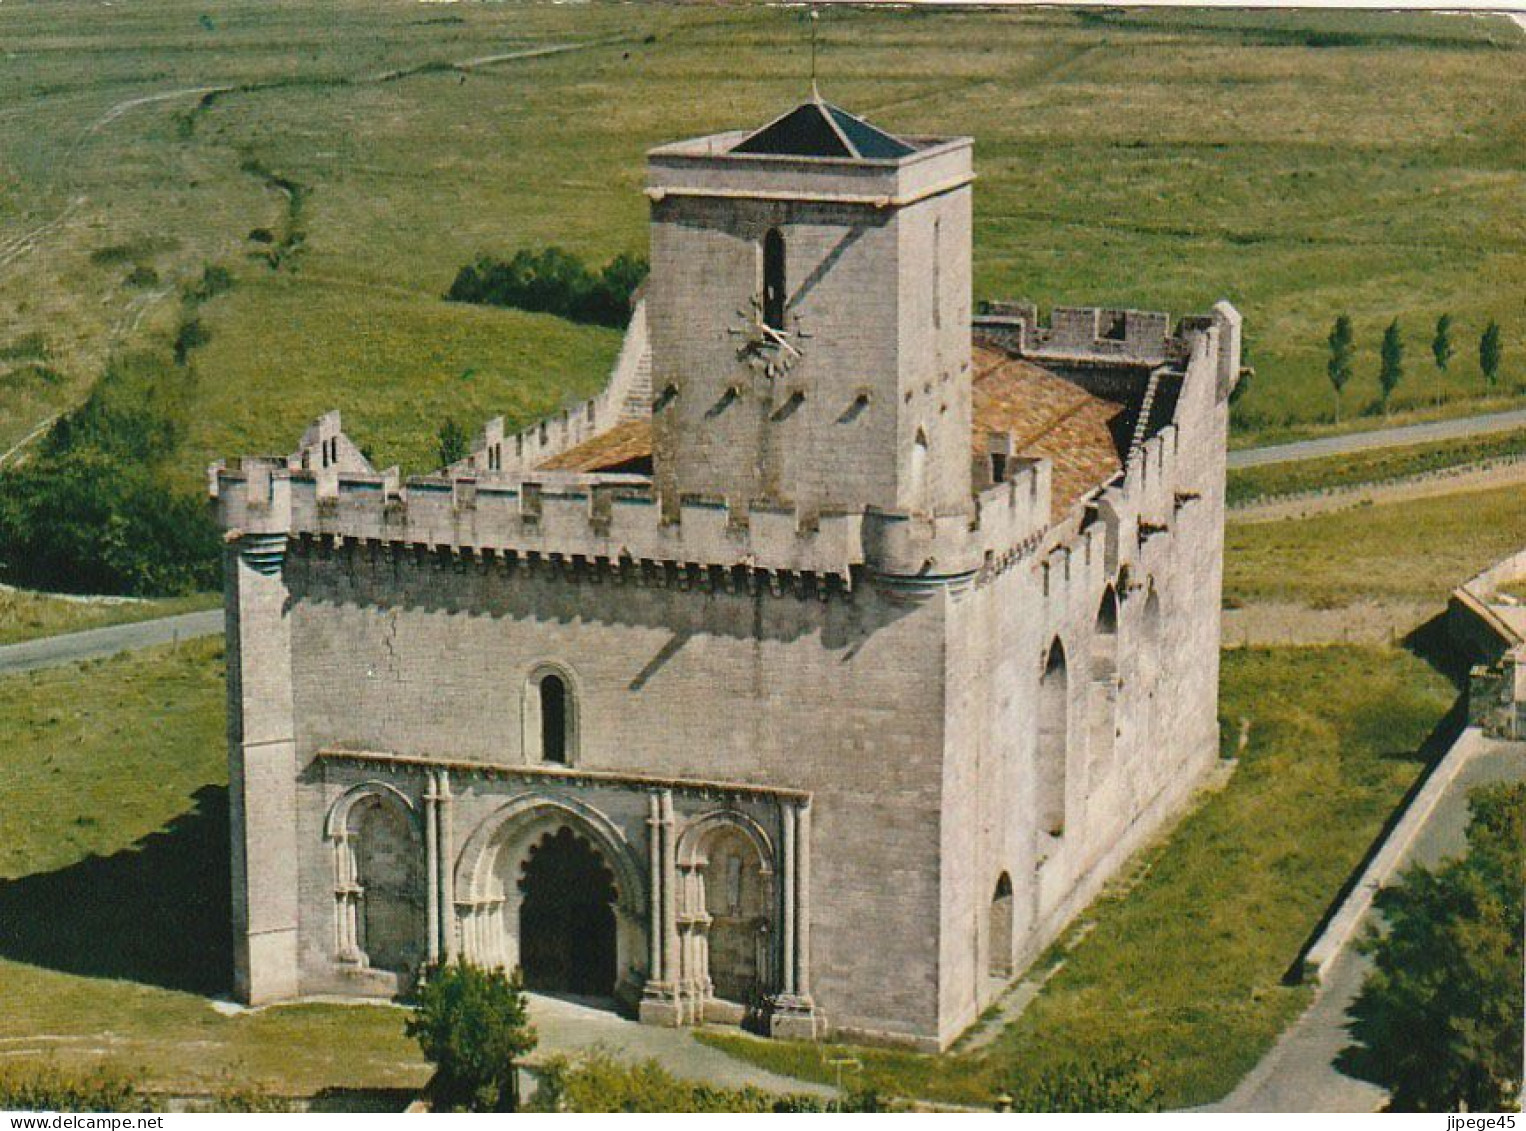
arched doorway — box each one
[517,826,618,997]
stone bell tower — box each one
[645,98,974,519]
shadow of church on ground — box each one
[0,784,231,995]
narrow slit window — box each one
[933,217,942,330]
[540,674,568,764]
[763,229,786,331]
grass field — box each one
[1,1,1522,471]
[1225,428,1526,505]
[1224,481,1526,606]
[0,640,427,1097]
[0,640,1454,1106]
[699,645,1455,1108]
[0,589,218,647]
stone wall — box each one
[272,543,953,1044]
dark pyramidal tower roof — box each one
[731,98,917,161]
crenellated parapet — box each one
[210,421,1059,599]
[974,303,1190,368]
[210,296,1241,602]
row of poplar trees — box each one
[1325,314,1505,420]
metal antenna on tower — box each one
[809,6,821,101]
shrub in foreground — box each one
[527,1050,892,1113]
[1000,1056,1161,1113]
[0,1064,148,1113]
[406,960,537,1112]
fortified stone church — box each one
[213,98,1240,1050]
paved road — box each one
[1216,740,1526,1112]
[1228,407,1526,470]
[0,609,223,676]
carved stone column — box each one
[424,776,440,966]
[795,800,813,999]
[661,790,679,989]
[436,769,457,960]
[332,830,363,964]
[639,789,682,1026]
[646,792,663,982]
[770,798,822,1040]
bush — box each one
[0,451,219,595]
[527,1050,892,1113]
[187,264,234,303]
[436,417,469,468]
[0,1064,149,1113]
[0,353,218,596]
[446,247,647,328]
[124,264,159,289]
[173,316,211,366]
[206,1082,291,1113]
[1000,1056,1160,1113]
[406,960,537,1112]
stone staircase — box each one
[1128,367,1165,457]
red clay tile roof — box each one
[537,418,653,473]
[539,345,1126,513]
[971,343,1126,513]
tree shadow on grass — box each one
[0,784,231,994]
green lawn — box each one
[1,1,1522,463]
[1225,481,1526,606]
[0,640,426,1098]
[699,645,1455,1109]
[177,273,618,485]
[0,589,219,647]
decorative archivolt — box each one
[453,791,645,917]
[675,808,777,874]
[324,780,420,841]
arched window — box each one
[909,428,930,513]
[1037,638,1069,839]
[762,228,786,330]
[525,667,577,765]
[540,675,567,764]
[988,872,1014,979]
[1088,586,1120,784]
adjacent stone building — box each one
[212,99,1241,1050]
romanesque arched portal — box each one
[517,826,618,996]
[454,793,646,1004]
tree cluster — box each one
[0,353,219,596]
[1326,314,1508,419]
[1344,781,1524,1112]
[445,247,648,329]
